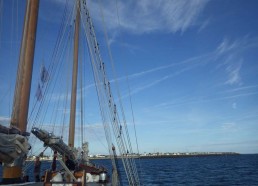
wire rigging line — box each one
[115,0,142,181]
[27,0,75,154]
[22,0,140,184]
[80,0,118,179]
[79,28,84,147]
[79,28,109,150]
[79,1,140,184]
[28,0,74,130]
[115,0,140,157]
[97,1,140,184]
[61,32,73,138]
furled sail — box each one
[0,134,30,164]
[31,127,76,160]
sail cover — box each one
[0,133,30,163]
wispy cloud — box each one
[224,59,242,85]
[209,92,258,102]
[121,63,202,99]
[214,36,258,86]
[117,35,258,99]
[216,38,240,55]
[128,52,212,80]
[88,0,209,34]
[63,35,258,106]
[219,84,258,93]
[152,91,258,110]
[216,36,258,55]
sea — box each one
[0,154,257,185]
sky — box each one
[0,0,258,154]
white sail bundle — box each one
[0,133,30,163]
[31,127,76,160]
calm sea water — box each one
[0,154,257,185]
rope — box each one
[80,0,117,174]
[22,1,140,185]
[61,33,73,138]
[115,0,142,181]
[79,29,84,147]
[23,146,48,174]
[80,1,140,184]
[82,1,125,182]
[27,0,76,155]
[28,0,74,130]
[97,1,140,185]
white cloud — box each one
[216,38,239,54]
[225,60,242,85]
[214,37,258,86]
[114,35,258,101]
[88,0,209,34]
[220,84,258,93]
[152,91,258,110]
[216,36,258,55]
[121,63,200,99]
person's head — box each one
[36,156,40,161]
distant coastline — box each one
[137,152,239,159]
[90,152,240,160]
[26,152,240,161]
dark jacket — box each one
[65,159,75,170]
[34,161,41,174]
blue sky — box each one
[0,0,258,154]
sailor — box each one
[34,156,41,182]
[51,151,57,171]
[64,155,76,171]
[64,155,76,182]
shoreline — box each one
[26,152,241,161]
[90,153,240,160]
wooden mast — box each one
[3,0,39,183]
[68,0,80,148]
[11,0,39,132]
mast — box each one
[3,0,39,183]
[11,0,39,132]
[68,0,80,148]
